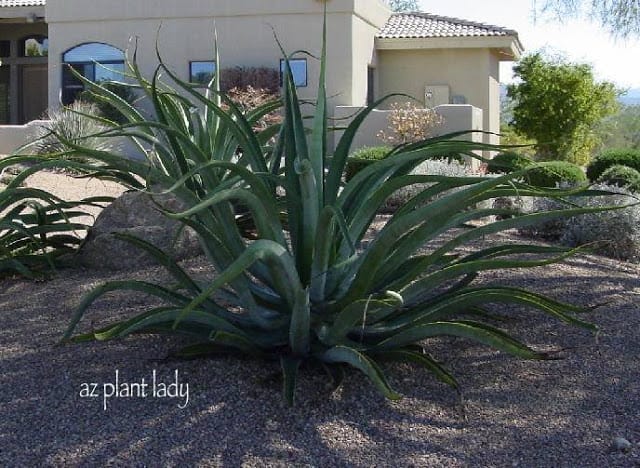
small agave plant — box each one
[51,19,618,405]
[0,176,110,279]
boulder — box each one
[76,191,202,270]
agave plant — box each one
[0,162,111,278]
[55,21,621,405]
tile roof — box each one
[0,0,45,7]
[378,13,518,39]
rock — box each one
[611,437,632,452]
[76,190,202,270]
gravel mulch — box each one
[1,172,639,466]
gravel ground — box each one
[1,172,639,467]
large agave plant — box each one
[54,21,620,404]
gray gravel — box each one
[1,232,639,467]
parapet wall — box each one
[0,120,49,155]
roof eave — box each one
[0,4,44,21]
[375,35,523,60]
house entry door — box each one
[20,64,48,123]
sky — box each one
[417,0,640,90]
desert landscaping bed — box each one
[1,172,639,466]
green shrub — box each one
[586,148,640,181]
[383,158,469,212]
[33,101,116,159]
[597,165,640,192]
[561,184,640,261]
[54,24,611,406]
[525,161,587,188]
[487,152,533,174]
[518,197,572,240]
[345,146,391,182]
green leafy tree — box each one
[595,105,640,151]
[538,0,640,37]
[508,53,619,165]
[387,0,421,12]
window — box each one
[0,67,9,124]
[0,41,10,58]
[280,58,307,88]
[190,61,216,85]
[61,43,125,104]
[367,67,375,106]
[22,36,48,57]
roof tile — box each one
[0,0,46,7]
[378,13,518,39]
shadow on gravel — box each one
[0,253,638,466]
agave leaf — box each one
[319,299,400,347]
[281,356,302,406]
[62,280,195,341]
[375,320,546,360]
[321,362,346,392]
[326,93,403,206]
[112,233,202,295]
[321,345,402,400]
[208,330,264,356]
[164,187,285,245]
[310,205,357,301]
[384,245,584,295]
[173,240,304,330]
[377,349,459,389]
[309,2,327,205]
[380,287,596,336]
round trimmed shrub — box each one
[383,158,469,212]
[561,184,640,262]
[525,161,587,188]
[586,148,640,181]
[597,165,640,192]
[345,146,392,181]
[487,151,533,174]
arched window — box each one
[62,43,125,104]
[21,35,48,57]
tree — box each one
[508,53,619,165]
[595,104,640,151]
[538,0,640,37]
[387,0,421,12]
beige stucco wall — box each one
[376,47,501,147]
[45,0,391,115]
[334,104,484,166]
[0,120,48,154]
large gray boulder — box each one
[76,191,202,270]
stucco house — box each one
[0,0,522,152]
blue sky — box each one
[418,0,640,89]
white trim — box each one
[375,36,523,60]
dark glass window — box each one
[0,41,11,57]
[190,61,216,85]
[61,43,125,104]
[367,67,375,106]
[0,66,9,124]
[21,35,48,57]
[280,58,307,88]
